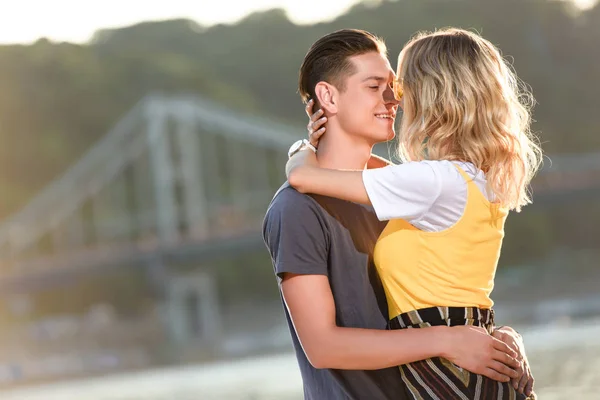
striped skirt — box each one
[388,306,534,400]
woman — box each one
[286,28,541,400]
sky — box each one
[0,0,596,45]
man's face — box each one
[335,52,399,144]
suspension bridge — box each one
[0,94,598,293]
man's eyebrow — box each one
[362,76,388,82]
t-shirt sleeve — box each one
[361,161,443,221]
[262,190,329,281]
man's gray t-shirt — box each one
[263,184,407,400]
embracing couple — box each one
[263,27,541,400]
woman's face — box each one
[395,51,407,110]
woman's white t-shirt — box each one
[362,160,494,232]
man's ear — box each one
[314,82,338,114]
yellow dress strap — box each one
[452,162,475,184]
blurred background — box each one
[0,0,599,398]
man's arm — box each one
[282,272,518,382]
[282,273,443,369]
[264,191,519,381]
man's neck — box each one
[315,128,373,170]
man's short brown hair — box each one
[298,29,387,105]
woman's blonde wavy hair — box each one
[396,28,542,212]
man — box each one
[263,29,532,399]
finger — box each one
[310,109,324,123]
[511,377,518,392]
[511,360,523,389]
[309,117,327,135]
[525,381,534,398]
[310,128,325,146]
[491,330,521,357]
[305,99,314,117]
[511,361,525,391]
[306,120,316,133]
[315,116,327,129]
[492,339,518,360]
[492,350,519,371]
[524,370,534,397]
[482,367,511,383]
[517,369,528,393]
[313,127,326,139]
[489,360,519,380]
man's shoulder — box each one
[266,182,381,222]
[266,182,322,215]
[262,183,331,254]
